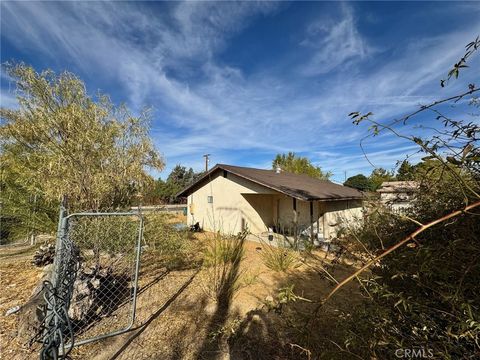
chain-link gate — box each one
[38,203,143,359]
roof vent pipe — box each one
[275,165,281,174]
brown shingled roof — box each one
[177,164,363,201]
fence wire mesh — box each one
[39,211,143,358]
[65,214,142,344]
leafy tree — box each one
[0,63,164,215]
[368,167,395,191]
[143,165,203,204]
[167,165,196,187]
[331,37,480,359]
[0,164,56,243]
[343,174,372,191]
[396,160,416,180]
[272,152,331,180]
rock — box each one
[98,268,109,277]
[204,302,218,316]
[31,264,53,297]
[5,306,20,316]
[91,278,100,289]
[18,263,55,345]
[68,266,125,322]
[17,290,47,345]
[83,266,96,276]
[43,264,53,272]
[251,314,261,322]
[68,279,96,321]
[265,295,274,303]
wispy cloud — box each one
[0,90,18,109]
[300,4,373,76]
[1,1,478,181]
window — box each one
[207,196,213,203]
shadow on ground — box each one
[108,269,200,360]
[71,240,366,360]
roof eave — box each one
[176,164,222,198]
[177,164,364,201]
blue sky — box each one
[1,1,479,182]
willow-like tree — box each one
[272,152,331,180]
[0,63,164,213]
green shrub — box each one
[334,175,480,359]
[203,232,245,267]
[142,212,198,270]
[201,231,246,303]
[70,216,139,254]
[260,242,299,272]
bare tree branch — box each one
[323,200,480,303]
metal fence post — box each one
[52,197,67,286]
[41,197,69,360]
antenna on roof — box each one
[203,154,210,172]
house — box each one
[377,181,419,210]
[177,164,364,243]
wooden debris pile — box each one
[32,244,55,267]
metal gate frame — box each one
[41,202,144,358]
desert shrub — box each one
[0,64,164,248]
[203,232,245,267]
[143,212,199,269]
[69,216,139,255]
[241,271,260,287]
[260,242,300,272]
[333,185,480,358]
[208,317,242,342]
[369,180,478,355]
[201,231,246,303]
[326,39,480,359]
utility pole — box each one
[203,154,210,172]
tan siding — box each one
[323,200,363,238]
[187,174,363,239]
[187,173,275,234]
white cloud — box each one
[1,1,478,179]
[0,90,18,109]
[300,4,373,76]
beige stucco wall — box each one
[273,196,363,239]
[187,172,277,235]
[323,200,364,238]
[380,192,415,211]
[187,173,363,239]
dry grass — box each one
[201,232,246,302]
[0,232,365,360]
[0,245,43,359]
[259,241,301,272]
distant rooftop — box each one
[377,181,419,193]
[177,164,363,201]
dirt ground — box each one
[0,233,363,360]
[0,245,44,359]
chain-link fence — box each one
[39,207,143,359]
